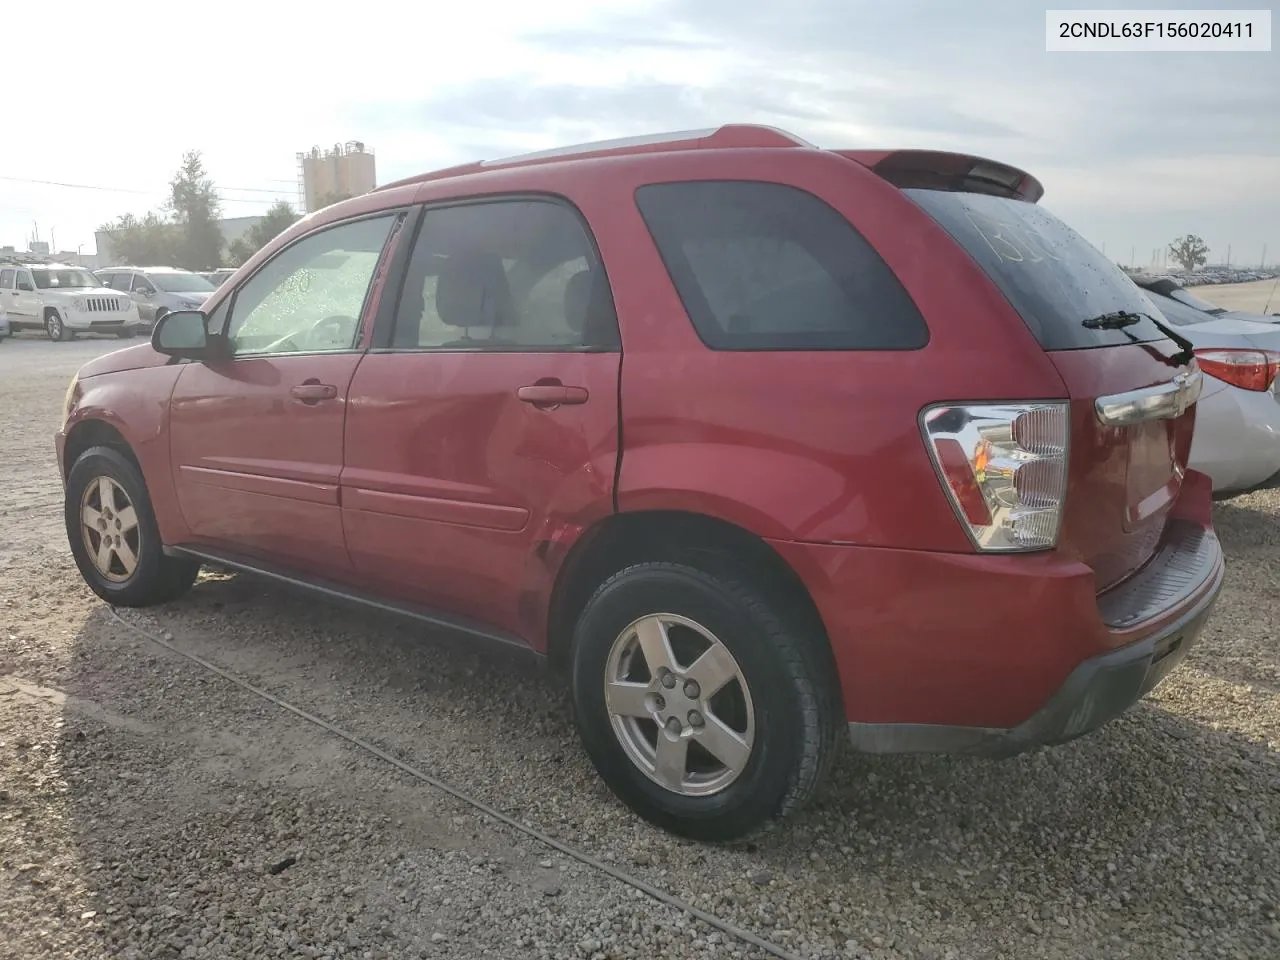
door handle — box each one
[517,383,589,408]
[290,381,338,403]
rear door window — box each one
[905,189,1166,350]
[635,181,928,351]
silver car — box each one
[93,266,217,330]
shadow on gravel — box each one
[40,570,1280,960]
[1198,499,1280,692]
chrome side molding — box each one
[1095,368,1203,427]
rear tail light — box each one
[921,402,1070,552]
[1192,348,1280,392]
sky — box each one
[3,0,1276,267]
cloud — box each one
[3,0,1275,265]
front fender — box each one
[63,366,190,545]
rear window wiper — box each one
[1082,310,1141,329]
[1081,310,1195,367]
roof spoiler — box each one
[837,149,1044,203]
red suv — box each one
[58,125,1224,841]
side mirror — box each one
[140,287,155,297]
[151,310,209,360]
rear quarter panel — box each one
[572,148,1071,549]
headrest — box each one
[435,250,516,329]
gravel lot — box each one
[1,331,1277,960]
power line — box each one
[0,174,296,204]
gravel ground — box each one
[1,333,1277,960]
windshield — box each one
[31,268,101,290]
[152,272,216,293]
[905,189,1166,351]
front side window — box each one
[392,198,619,351]
[225,214,397,357]
[131,274,155,294]
[635,180,928,351]
[15,272,33,291]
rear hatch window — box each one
[905,188,1166,351]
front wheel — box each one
[65,445,201,606]
[570,561,840,842]
[45,311,73,341]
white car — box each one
[0,262,144,341]
[1145,289,1280,497]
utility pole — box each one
[1262,244,1268,269]
[1131,245,1136,267]
[1227,244,1231,267]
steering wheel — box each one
[306,314,358,349]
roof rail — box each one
[376,123,814,192]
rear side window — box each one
[905,189,1166,350]
[107,273,133,292]
[635,181,928,351]
[392,198,620,351]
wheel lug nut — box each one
[688,710,705,729]
[665,717,682,736]
[653,695,665,711]
[660,673,676,689]
[683,680,700,699]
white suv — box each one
[0,261,144,341]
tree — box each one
[167,150,223,270]
[226,201,301,266]
[315,190,353,209]
[97,212,177,266]
[1168,235,1210,273]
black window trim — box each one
[216,207,409,361]
[633,178,931,353]
[369,191,622,355]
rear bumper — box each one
[847,525,1221,757]
[767,470,1225,757]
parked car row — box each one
[1176,267,1277,286]
[0,260,218,341]
[58,125,1226,840]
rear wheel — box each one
[65,445,200,606]
[570,561,839,841]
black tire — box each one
[45,310,73,341]
[116,328,135,339]
[570,561,840,842]
[65,445,201,607]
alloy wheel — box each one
[603,613,755,797]
[79,476,141,583]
